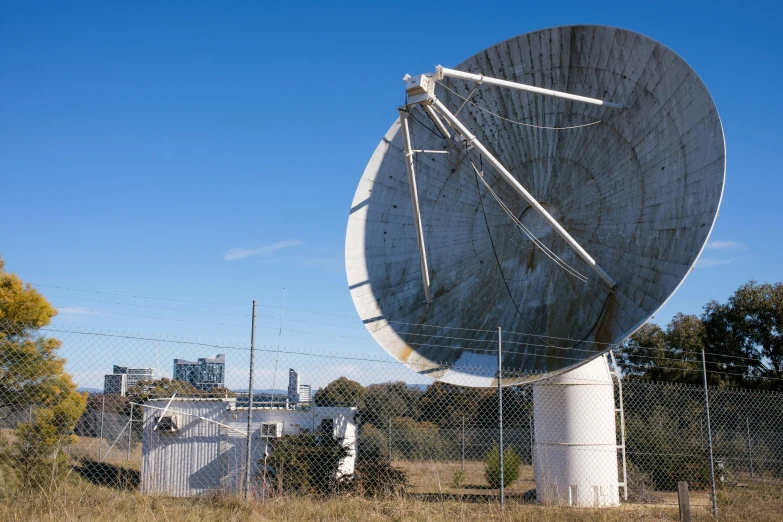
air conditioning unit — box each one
[153,413,182,433]
[259,422,283,438]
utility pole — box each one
[701,349,718,518]
[498,326,504,509]
[245,300,257,501]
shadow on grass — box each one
[74,460,139,490]
[410,489,537,504]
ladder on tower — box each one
[609,351,628,501]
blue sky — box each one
[1,2,782,388]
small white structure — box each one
[140,398,357,497]
[532,356,620,507]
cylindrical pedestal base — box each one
[533,356,620,507]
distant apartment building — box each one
[103,365,154,396]
[287,368,312,405]
[298,384,312,404]
[104,373,127,396]
[173,354,225,390]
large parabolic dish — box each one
[346,25,725,386]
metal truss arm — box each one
[399,109,433,303]
[437,66,625,110]
[430,97,616,288]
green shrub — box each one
[451,469,466,488]
[484,444,521,488]
[353,447,408,497]
[265,433,349,495]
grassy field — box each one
[1,432,780,521]
[1,478,782,522]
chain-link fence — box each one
[1,320,782,514]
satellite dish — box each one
[346,25,725,386]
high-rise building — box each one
[113,366,154,389]
[104,365,153,395]
[173,354,225,390]
[288,368,300,404]
[287,368,312,406]
[104,373,127,396]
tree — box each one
[361,381,421,427]
[617,314,717,385]
[704,281,783,387]
[0,255,87,488]
[417,381,485,427]
[617,281,783,390]
[127,377,235,402]
[313,377,364,407]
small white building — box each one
[140,398,357,497]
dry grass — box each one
[66,434,143,472]
[395,459,535,496]
[1,474,782,522]
[1,435,780,521]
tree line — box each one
[617,280,782,390]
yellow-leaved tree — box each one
[0,255,87,489]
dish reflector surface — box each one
[346,25,725,386]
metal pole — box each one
[461,415,465,473]
[398,109,432,303]
[127,406,133,461]
[388,418,392,464]
[245,300,257,501]
[99,395,105,461]
[529,416,534,465]
[430,97,615,288]
[498,326,504,509]
[436,66,625,109]
[746,417,754,478]
[701,349,718,518]
[423,103,451,139]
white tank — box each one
[533,356,619,507]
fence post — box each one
[388,417,392,464]
[245,300,257,501]
[498,326,504,509]
[99,395,105,461]
[529,415,533,464]
[461,415,465,472]
[127,406,133,461]
[701,349,718,518]
[677,481,691,522]
[746,417,754,478]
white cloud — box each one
[57,307,100,315]
[696,257,737,268]
[706,240,744,250]
[224,240,303,261]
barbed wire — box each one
[35,283,772,366]
[31,322,783,383]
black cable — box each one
[472,153,557,353]
[408,106,447,140]
[472,152,612,354]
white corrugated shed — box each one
[140,398,357,497]
[141,399,233,497]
